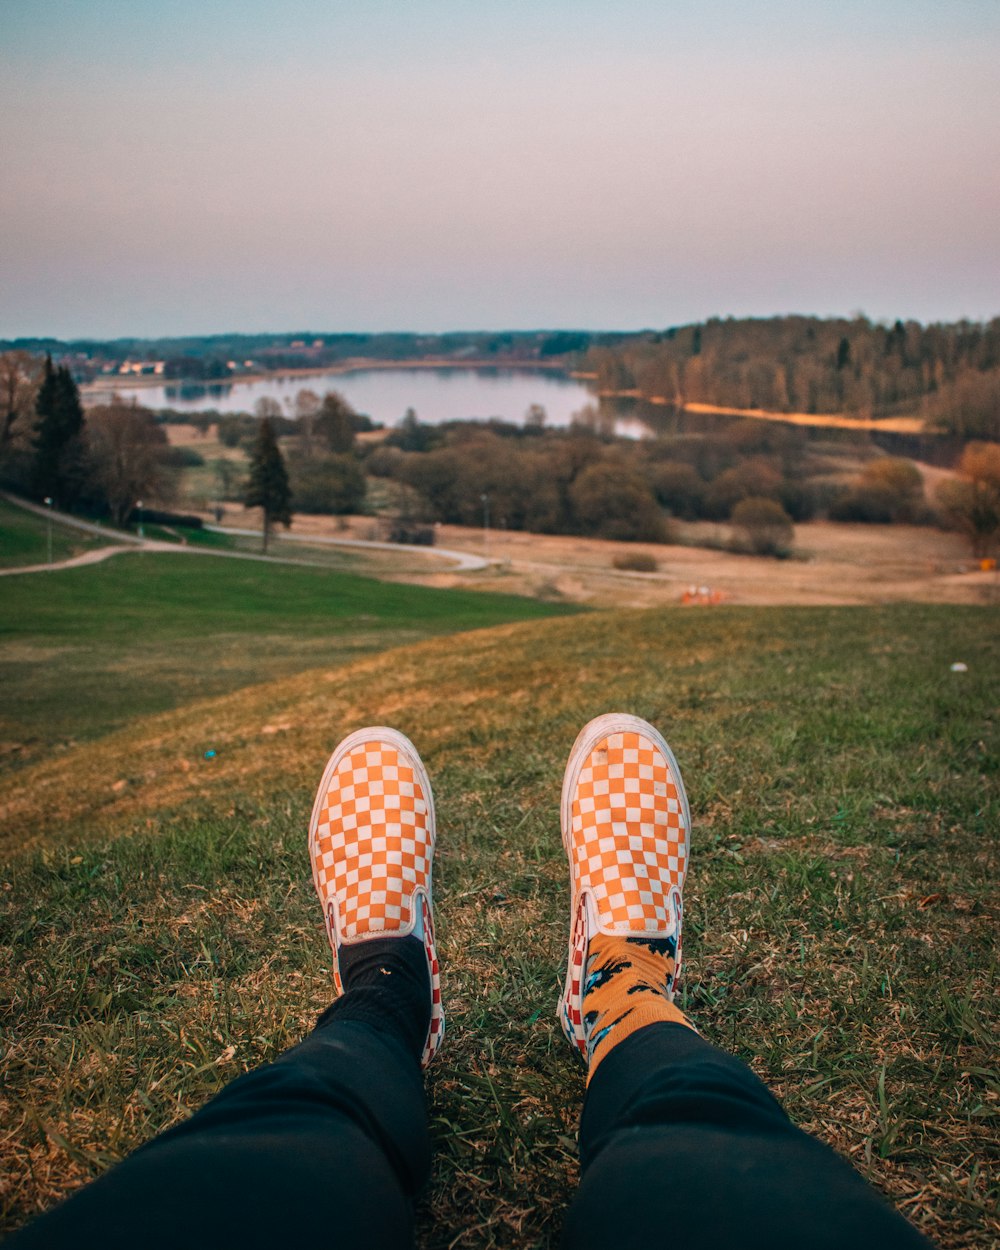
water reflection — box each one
[99,367,938,456]
[111,367,613,431]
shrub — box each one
[568,461,666,542]
[829,457,926,523]
[646,461,705,519]
[365,444,405,478]
[161,446,206,468]
[778,478,818,522]
[216,415,246,448]
[289,453,366,515]
[612,552,658,572]
[936,441,1000,557]
[703,459,783,521]
[730,496,794,556]
[828,483,898,523]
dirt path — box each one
[205,524,488,571]
[0,544,150,577]
[0,494,487,577]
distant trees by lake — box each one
[8,315,998,440]
[3,313,1000,560]
[364,410,924,548]
[580,315,1000,435]
[0,354,177,525]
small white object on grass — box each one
[950,662,968,672]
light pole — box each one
[44,497,53,564]
[481,492,490,562]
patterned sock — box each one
[318,934,431,1062]
[582,933,695,1081]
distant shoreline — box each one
[80,357,578,400]
[81,358,928,435]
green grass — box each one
[0,552,575,772]
[174,524,240,549]
[1,604,997,1247]
[0,498,117,568]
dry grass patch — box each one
[2,604,998,1247]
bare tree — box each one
[936,442,1000,558]
[86,400,169,525]
[293,388,322,457]
[0,350,43,462]
[254,396,283,421]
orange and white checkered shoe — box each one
[558,713,691,1059]
[308,726,444,1068]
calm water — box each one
[93,367,923,453]
[112,368,570,426]
[105,366,651,437]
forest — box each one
[580,316,1000,437]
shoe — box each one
[308,726,444,1067]
[558,713,691,1060]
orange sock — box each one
[582,933,694,1081]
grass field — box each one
[0,498,115,569]
[1,601,996,1247]
[0,552,573,775]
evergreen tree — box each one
[32,356,85,506]
[244,417,292,553]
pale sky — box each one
[2,0,998,338]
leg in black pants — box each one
[7,940,431,1250]
[564,1021,933,1250]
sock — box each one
[582,933,695,1082]
[318,934,431,1062]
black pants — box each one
[8,1012,931,1249]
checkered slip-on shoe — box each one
[558,713,691,1060]
[308,726,444,1068]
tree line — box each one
[2,348,998,560]
[581,315,1000,435]
[359,409,999,557]
[0,352,176,524]
[0,353,375,544]
[6,316,998,440]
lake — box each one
[104,366,651,437]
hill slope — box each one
[1,604,997,1248]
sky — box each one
[2,0,998,339]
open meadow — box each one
[0,526,996,1247]
[0,547,568,779]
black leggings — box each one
[7,1011,932,1249]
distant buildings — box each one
[100,360,166,376]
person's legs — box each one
[557,714,933,1250]
[9,727,443,1250]
[568,1021,932,1249]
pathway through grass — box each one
[0,498,117,569]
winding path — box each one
[0,493,489,577]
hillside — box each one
[1,604,996,1247]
